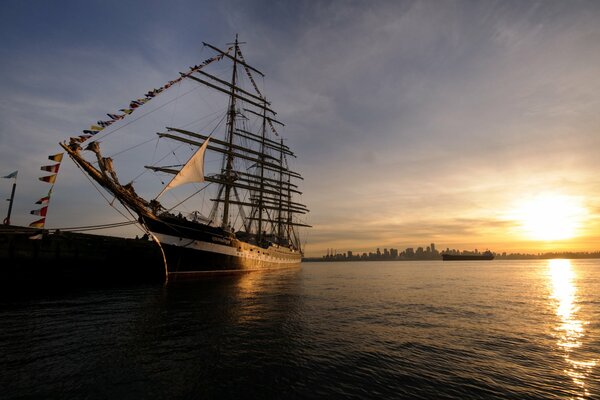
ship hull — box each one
[0,223,299,290]
[143,216,302,279]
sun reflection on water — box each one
[548,259,596,399]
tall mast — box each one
[277,138,284,239]
[286,159,293,245]
[257,102,267,241]
[221,35,239,230]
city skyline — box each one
[318,242,600,261]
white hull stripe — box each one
[168,264,298,277]
[154,233,301,264]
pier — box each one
[0,225,166,291]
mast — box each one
[221,35,240,230]
[3,179,16,225]
[286,158,293,245]
[257,102,267,242]
[142,36,310,247]
[277,138,284,240]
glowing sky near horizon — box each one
[1,0,600,257]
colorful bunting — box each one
[29,218,46,228]
[107,113,125,120]
[48,153,64,162]
[90,125,104,131]
[39,174,57,184]
[129,99,147,108]
[70,44,233,160]
[36,196,50,205]
[41,164,60,173]
[30,152,63,229]
[36,189,52,205]
[30,206,48,217]
[37,45,236,230]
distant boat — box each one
[442,251,494,261]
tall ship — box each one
[59,36,310,279]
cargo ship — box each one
[442,251,494,261]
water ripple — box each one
[1,261,599,399]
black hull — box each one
[161,244,300,280]
[161,242,301,277]
[143,216,302,279]
[0,224,301,291]
[442,254,494,261]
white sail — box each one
[156,137,210,198]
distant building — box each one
[321,242,445,261]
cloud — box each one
[2,0,600,256]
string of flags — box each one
[29,153,63,228]
[68,46,233,146]
[29,46,233,228]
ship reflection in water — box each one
[548,259,597,399]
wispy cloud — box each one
[2,1,600,256]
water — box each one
[1,259,599,399]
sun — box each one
[512,193,588,241]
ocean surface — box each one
[1,259,599,399]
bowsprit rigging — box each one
[60,35,310,279]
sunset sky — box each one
[1,0,600,257]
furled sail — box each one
[156,137,211,198]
